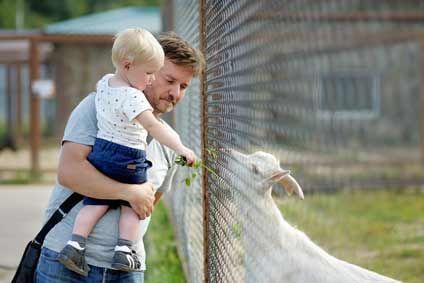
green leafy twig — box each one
[175,147,219,187]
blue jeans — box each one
[85,138,152,207]
[35,248,144,283]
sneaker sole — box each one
[111,263,141,272]
[58,254,90,276]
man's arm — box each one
[58,141,155,219]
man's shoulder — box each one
[68,92,96,119]
[62,92,97,146]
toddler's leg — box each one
[73,205,109,237]
[111,206,142,272]
[58,205,108,276]
[119,205,140,241]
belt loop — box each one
[102,267,107,283]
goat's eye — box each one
[252,164,259,174]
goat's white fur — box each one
[229,149,401,283]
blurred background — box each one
[0,1,423,283]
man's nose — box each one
[169,85,180,101]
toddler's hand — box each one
[179,147,196,166]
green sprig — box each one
[175,147,219,187]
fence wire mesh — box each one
[163,1,204,282]
[165,1,424,282]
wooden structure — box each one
[0,6,161,174]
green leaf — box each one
[185,178,191,186]
[193,161,202,169]
[206,146,218,159]
[175,155,187,166]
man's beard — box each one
[159,100,174,113]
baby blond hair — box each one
[111,28,164,71]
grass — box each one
[145,201,186,283]
[143,190,423,282]
[277,189,424,283]
[0,170,43,184]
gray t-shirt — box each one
[43,93,178,270]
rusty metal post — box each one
[200,0,208,282]
[161,0,174,31]
[6,64,13,147]
[29,38,40,173]
[16,62,22,145]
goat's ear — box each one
[270,169,291,182]
[279,175,304,200]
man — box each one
[35,32,205,283]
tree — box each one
[0,0,160,29]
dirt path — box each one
[0,185,52,282]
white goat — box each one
[229,150,401,283]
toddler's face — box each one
[125,62,159,91]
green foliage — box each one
[0,0,160,29]
[0,0,17,28]
[278,189,424,283]
[0,170,42,184]
[145,201,185,283]
[175,147,219,188]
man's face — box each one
[144,59,194,116]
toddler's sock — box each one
[67,234,87,250]
[115,238,133,252]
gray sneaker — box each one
[57,244,90,276]
[111,247,142,272]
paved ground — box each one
[0,185,52,282]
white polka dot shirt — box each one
[95,74,153,149]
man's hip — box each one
[35,247,144,283]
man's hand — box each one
[60,142,156,219]
[127,182,155,219]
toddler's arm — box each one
[136,111,195,165]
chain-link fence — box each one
[163,1,424,282]
[162,0,205,282]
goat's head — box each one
[229,149,304,199]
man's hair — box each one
[158,32,205,77]
[111,28,164,70]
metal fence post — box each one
[16,62,23,146]
[29,37,40,174]
[200,0,209,282]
